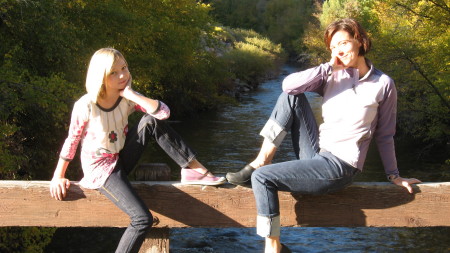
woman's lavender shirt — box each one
[282,60,399,176]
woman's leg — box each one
[99,166,153,253]
[227,92,319,186]
[252,153,357,252]
[259,92,319,160]
[247,92,348,252]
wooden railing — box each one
[1,180,449,252]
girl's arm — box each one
[120,86,159,114]
[49,97,88,200]
[50,158,71,201]
[120,85,170,120]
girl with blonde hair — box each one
[50,48,225,253]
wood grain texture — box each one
[0,181,449,228]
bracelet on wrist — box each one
[387,174,399,182]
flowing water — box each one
[45,65,450,252]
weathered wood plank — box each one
[0,181,449,228]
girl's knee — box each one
[138,114,157,132]
[132,211,153,229]
[140,114,156,125]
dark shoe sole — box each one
[226,164,255,187]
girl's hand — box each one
[119,85,135,99]
[119,74,133,98]
[392,176,422,194]
[50,178,71,201]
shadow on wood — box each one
[135,183,244,228]
[291,183,420,227]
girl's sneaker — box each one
[180,168,227,186]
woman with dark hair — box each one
[226,18,421,253]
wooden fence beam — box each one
[0,181,449,228]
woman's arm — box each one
[282,63,332,95]
[375,79,421,193]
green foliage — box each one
[302,0,449,153]
[0,71,80,180]
[368,0,449,146]
[0,227,56,253]
[209,0,261,30]
[210,0,315,54]
[320,0,376,28]
[218,27,286,84]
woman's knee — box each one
[251,168,270,187]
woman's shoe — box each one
[225,164,255,186]
[181,168,226,186]
[281,243,292,253]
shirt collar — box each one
[359,58,374,81]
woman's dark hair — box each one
[324,18,372,56]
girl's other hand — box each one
[50,178,71,201]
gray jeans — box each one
[99,114,197,253]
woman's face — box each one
[329,30,361,68]
[104,57,130,92]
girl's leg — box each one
[120,114,197,173]
[121,114,225,185]
[99,166,153,253]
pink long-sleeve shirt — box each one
[59,94,170,189]
[283,60,399,176]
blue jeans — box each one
[98,114,197,253]
[251,92,358,237]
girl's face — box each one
[329,30,361,68]
[104,57,130,93]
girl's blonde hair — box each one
[85,48,127,102]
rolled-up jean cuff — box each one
[256,215,281,237]
[259,119,287,148]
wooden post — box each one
[134,163,171,252]
[140,227,170,253]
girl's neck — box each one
[97,91,120,109]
